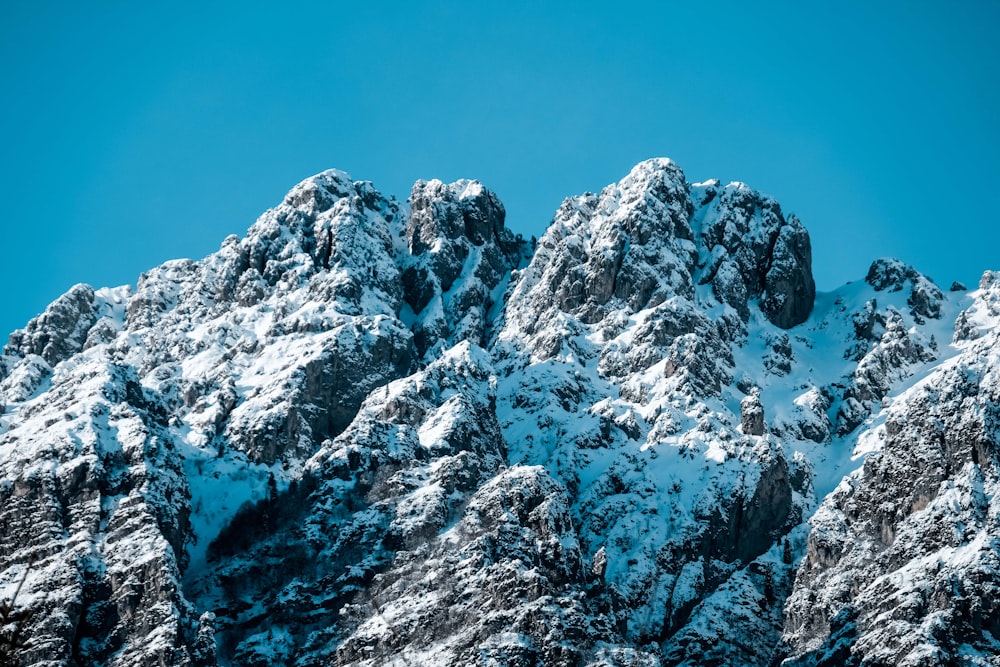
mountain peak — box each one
[280,168,358,211]
[621,155,685,180]
[865,257,944,322]
[1,159,995,667]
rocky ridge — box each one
[0,159,995,666]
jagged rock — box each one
[865,257,912,291]
[764,332,794,376]
[0,361,194,667]
[865,257,944,322]
[835,308,938,435]
[851,298,877,341]
[5,283,98,366]
[741,391,766,436]
[0,159,993,667]
[783,277,1000,665]
[503,160,697,342]
[0,353,51,404]
[761,220,816,328]
[403,179,527,360]
[697,181,815,328]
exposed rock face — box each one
[0,159,994,667]
[696,179,816,328]
[189,345,555,665]
[866,257,944,322]
[741,391,766,436]
[0,169,526,667]
[0,360,193,666]
[783,278,1000,666]
[500,160,816,361]
[4,284,99,367]
[403,179,527,360]
[830,259,945,437]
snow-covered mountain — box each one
[1,159,996,666]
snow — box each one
[2,158,997,665]
[180,443,277,573]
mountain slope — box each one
[783,272,1000,666]
[0,159,995,667]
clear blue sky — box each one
[2,1,998,338]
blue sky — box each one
[2,1,998,338]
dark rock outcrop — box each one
[403,179,527,360]
[5,283,98,367]
[697,181,815,328]
[741,391,766,436]
[866,257,944,322]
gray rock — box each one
[783,278,1000,665]
[1,160,993,667]
[699,185,815,328]
[741,391,766,436]
[404,179,528,360]
[761,219,816,329]
[5,283,97,366]
[866,257,944,322]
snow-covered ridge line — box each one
[0,159,995,667]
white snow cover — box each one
[0,159,994,666]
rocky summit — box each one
[0,159,997,666]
